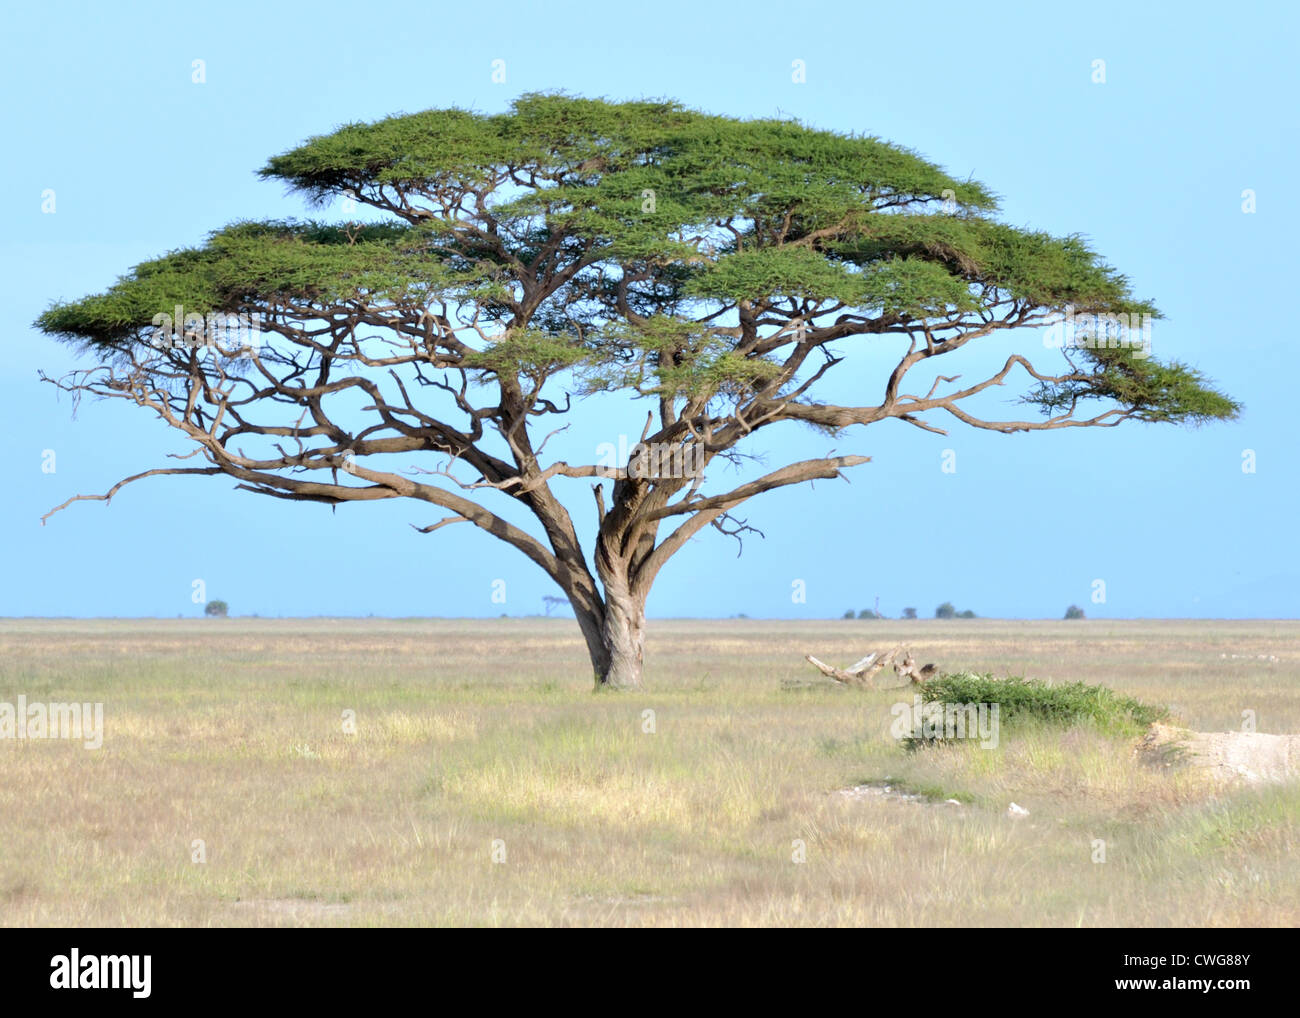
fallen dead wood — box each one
[804,646,903,688]
[803,646,937,689]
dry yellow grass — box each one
[0,617,1296,927]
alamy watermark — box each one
[890,695,1000,748]
[596,435,704,480]
[149,304,263,351]
[1041,304,1152,359]
[50,950,150,998]
[0,695,103,749]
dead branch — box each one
[804,646,939,688]
[41,466,223,525]
[804,645,903,689]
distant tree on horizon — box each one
[204,599,229,617]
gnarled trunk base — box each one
[575,593,646,690]
[596,597,645,689]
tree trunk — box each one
[567,586,646,690]
[597,593,646,690]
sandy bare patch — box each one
[1138,723,1300,785]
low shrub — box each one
[917,672,1169,738]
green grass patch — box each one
[854,776,978,804]
[1181,783,1300,855]
[907,782,977,804]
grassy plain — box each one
[0,617,1296,926]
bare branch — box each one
[41,467,223,525]
[411,516,470,535]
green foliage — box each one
[920,673,1169,737]
[1064,605,1087,620]
[463,328,592,377]
[902,607,918,619]
[935,601,956,619]
[204,600,229,618]
[36,92,1239,427]
[582,316,782,400]
[1025,348,1239,425]
[261,93,995,225]
[857,609,882,619]
[36,221,459,351]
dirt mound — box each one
[1138,723,1300,785]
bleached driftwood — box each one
[804,645,903,688]
[804,646,938,688]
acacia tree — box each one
[36,94,1237,689]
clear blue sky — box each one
[2,0,1295,619]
